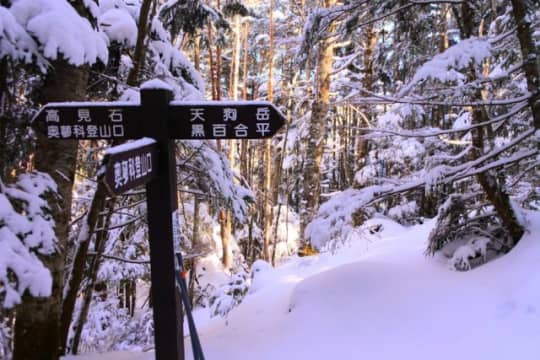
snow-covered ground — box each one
[64,211,540,360]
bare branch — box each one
[88,252,207,264]
[93,214,146,233]
[69,210,88,227]
[342,88,531,107]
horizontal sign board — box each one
[33,101,286,140]
[168,101,285,139]
[32,102,142,140]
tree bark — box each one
[70,200,114,354]
[301,0,336,237]
[126,0,153,86]
[470,107,524,242]
[509,0,540,131]
[14,59,88,360]
[59,181,109,353]
[460,1,524,244]
[0,58,8,179]
[263,0,275,261]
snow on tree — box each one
[0,6,47,70]
[0,172,57,308]
[9,0,108,66]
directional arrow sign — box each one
[168,101,286,139]
[32,101,143,140]
[99,138,158,195]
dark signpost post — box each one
[32,84,286,360]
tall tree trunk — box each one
[232,15,242,100]
[301,0,336,238]
[60,1,153,348]
[193,33,201,72]
[262,0,275,261]
[240,22,250,181]
[14,59,88,360]
[188,196,200,305]
[355,25,377,172]
[207,23,217,100]
[216,0,222,100]
[59,181,109,353]
[470,106,524,242]
[0,58,8,179]
[126,0,153,86]
[241,22,250,101]
[459,1,524,244]
[70,201,114,354]
[509,0,540,131]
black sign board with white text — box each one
[32,102,142,140]
[32,101,285,140]
[168,101,285,139]
[100,139,158,195]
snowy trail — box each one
[188,214,540,360]
[65,214,540,360]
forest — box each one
[0,0,539,359]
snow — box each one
[0,172,57,308]
[0,6,47,70]
[399,37,491,96]
[98,8,137,47]
[62,210,540,360]
[10,0,108,66]
[104,137,156,155]
[140,79,174,91]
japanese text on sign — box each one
[112,152,153,190]
[45,108,126,139]
[185,106,275,139]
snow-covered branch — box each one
[356,102,527,138]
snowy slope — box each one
[64,212,540,360]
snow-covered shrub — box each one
[387,200,419,225]
[0,172,57,308]
[79,296,131,353]
[448,237,491,271]
[269,205,301,264]
[209,270,249,318]
[427,192,514,270]
[113,309,154,351]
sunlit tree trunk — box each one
[262,0,275,261]
[301,0,336,238]
[207,23,217,100]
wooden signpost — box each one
[32,84,286,360]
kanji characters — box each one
[77,109,91,122]
[223,108,237,122]
[190,108,205,122]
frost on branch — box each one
[0,172,57,308]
